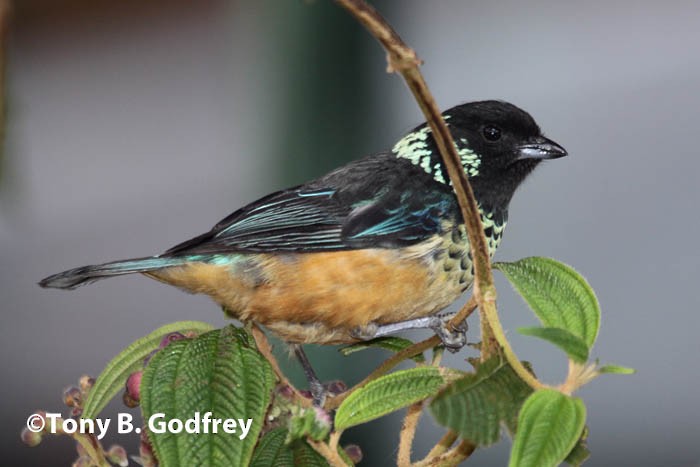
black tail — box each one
[39,256,187,290]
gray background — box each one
[2,0,699,465]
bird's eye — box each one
[482,125,502,141]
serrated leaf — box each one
[335,367,455,430]
[597,364,635,375]
[251,428,293,466]
[82,321,215,419]
[430,358,533,445]
[509,389,586,467]
[250,428,328,467]
[496,257,600,349]
[339,336,425,362]
[518,327,589,363]
[140,325,276,466]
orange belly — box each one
[148,240,467,344]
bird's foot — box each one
[428,317,467,353]
[349,323,379,341]
[351,316,468,352]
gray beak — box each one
[516,136,568,160]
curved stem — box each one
[250,324,312,408]
[326,335,439,410]
[307,437,348,467]
[397,402,423,466]
[413,439,476,467]
[334,0,544,387]
[334,0,500,359]
[422,430,458,461]
[481,302,544,390]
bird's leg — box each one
[291,344,326,407]
[352,314,468,352]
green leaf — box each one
[250,428,328,467]
[597,364,636,375]
[509,389,586,467]
[82,321,215,419]
[518,327,589,363]
[251,428,293,466]
[565,428,590,466]
[335,367,456,431]
[495,257,600,349]
[339,336,425,362]
[140,325,276,466]
[430,358,533,445]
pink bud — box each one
[123,371,142,407]
[63,386,82,408]
[344,444,363,464]
[159,332,186,348]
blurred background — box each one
[2,0,699,465]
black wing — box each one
[164,154,457,255]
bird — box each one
[40,100,566,403]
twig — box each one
[398,402,423,466]
[327,334,438,410]
[250,324,312,408]
[422,430,458,461]
[334,0,542,388]
[446,296,477,334]
[413,439,476,467]
[326,297,477,411]
[74,433,109,467]
[307,437,348,467]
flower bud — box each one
[20,427,42,447]
[325,380,347,396]
[106,444,128,467]
[139,431,157,467]
[159,332,186,348]
[63,386,82,408]
[78,375,95,392]
[276,384,295,399]
[344,444,363,464]
[125,371,142,403]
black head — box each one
[445,100,567,209]
[391,100,567,210]
[445,100,566,176]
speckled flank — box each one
[146,213,506,344]
[148,237,466,344]
[479,208,507,257]
[434,216,505,290]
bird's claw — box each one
[429,317,467,353]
